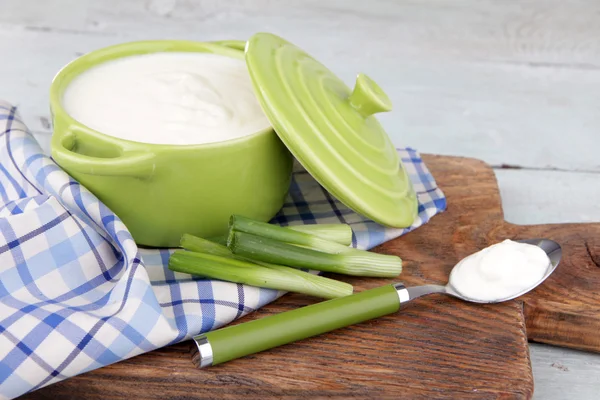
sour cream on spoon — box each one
[449,239,551,301]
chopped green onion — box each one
[228,231,402,278]
[210,222,352,247]
[182,233,291,269]
[285,224,353,245]
[229,215,398,269]
[181,234,232,257]
[229,215,350,254]
[206,235,228,246]
[176,234,353,299]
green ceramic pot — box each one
[50,40,293,248]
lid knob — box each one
[348,73,392,117]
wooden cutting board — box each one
[24,155,600,399]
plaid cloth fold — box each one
[0,101,446,399]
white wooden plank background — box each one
[1,0,599,398]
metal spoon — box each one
[191,239,562,368]
[404,238,562,304]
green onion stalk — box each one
[228,231,402,278]
[208,221,353,248]
[227,215,402,277]
[284,223,353,245]
[176,234,353,299]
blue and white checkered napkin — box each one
[0,100,446,399]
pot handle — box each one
[52,127,156,178]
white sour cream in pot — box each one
[62,52,271,145]
[449,239,551,302]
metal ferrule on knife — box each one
[191,335,213,368]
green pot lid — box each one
[245,33,418,228]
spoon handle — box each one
[191,283,406,368]
[398,284,449,303]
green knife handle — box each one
[191,283,403,367]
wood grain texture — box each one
[22,155,536,400]
[529,343,600,400]
[495,169,600,225]
[395,155,600,353]
[508,224,600,352]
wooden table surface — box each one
[1,1,599,398]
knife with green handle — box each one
[191,282,426,367]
